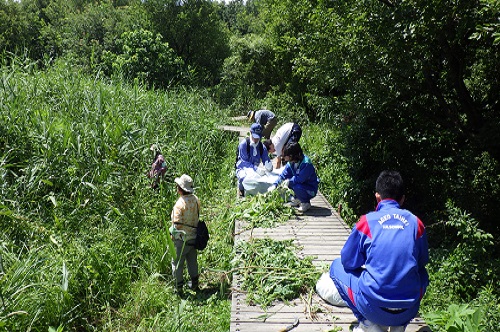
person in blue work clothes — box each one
[267,142,319,212]
[236,123,273,197]
[247,109,278,139]
[329,170,429,332]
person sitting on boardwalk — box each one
[328,170,429,332]
[267,142,319,212]
[236,123,273,197]
[170,174,201,293]
[247,109,278,139]
[263,122,302,169]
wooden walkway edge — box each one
[222,124,431,332]
[231,193,430,332]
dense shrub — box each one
[102,29,188,88]
[422,201,499,331]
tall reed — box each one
[0,58,234,331]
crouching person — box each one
[236,123,273,197]
[267,142,318,212]
[325,171,429,332]
[170,174,200,294]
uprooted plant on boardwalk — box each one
[231,238,320,308]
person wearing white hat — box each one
[170,174,200,292]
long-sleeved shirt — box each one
[274,155,319,194]
[235,138,271,171]
[254,110,275,126]
[341,199,429,307]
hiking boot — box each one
[188,275,199,290]
[298,202,311,212]
[352,320,387,332]
[237,188,244,198]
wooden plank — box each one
[231,289,430,332]
[231,116,248,121]
[230,322,431,332]
[236,230,350,239]
[219,125,249,137]
[224,125,431,331]
[230,188,431,332]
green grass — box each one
[1,59,330,331]
[0,59,236,331]
[2,58,499,332]
[231,238,320,308]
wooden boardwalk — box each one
[223,124,431,332]
[231,193,429,332]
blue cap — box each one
[250,123,263,139]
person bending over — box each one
[263,122,302,169]
[247,109,278,139]
[236,123,273,197]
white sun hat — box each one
[174,174,194,193]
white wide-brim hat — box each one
[175,174,194,193]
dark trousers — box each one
[285,123,302,146]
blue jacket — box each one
[341,199,429,308]
[274,155,319,194]
[236,139,271,171]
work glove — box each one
[264,160,273,172]
[267,185,276,193]
[256,167,266,176]
[282,179,290,188]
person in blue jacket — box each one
[267,142,319,212]
[329,170,429,332]
[236,123,273,197]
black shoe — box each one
[188,275,199,290]
[175,281,184,295]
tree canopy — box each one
[1,0,499,235]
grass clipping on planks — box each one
[231,238,321,308]
[235,188,295,229]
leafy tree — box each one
[144,0,231,86]
[102,28,187,88]
[0,0,44,60]
[59,1,148,68]
[334,0,500,232]
[217,34,279,109]
[217,0,261,36]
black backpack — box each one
[194,220,209,250]
[181,206,210,250]
[234,137,264,169]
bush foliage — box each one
[2,0,500,330]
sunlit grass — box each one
[0,59,234,331]
[0,58,350,331]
